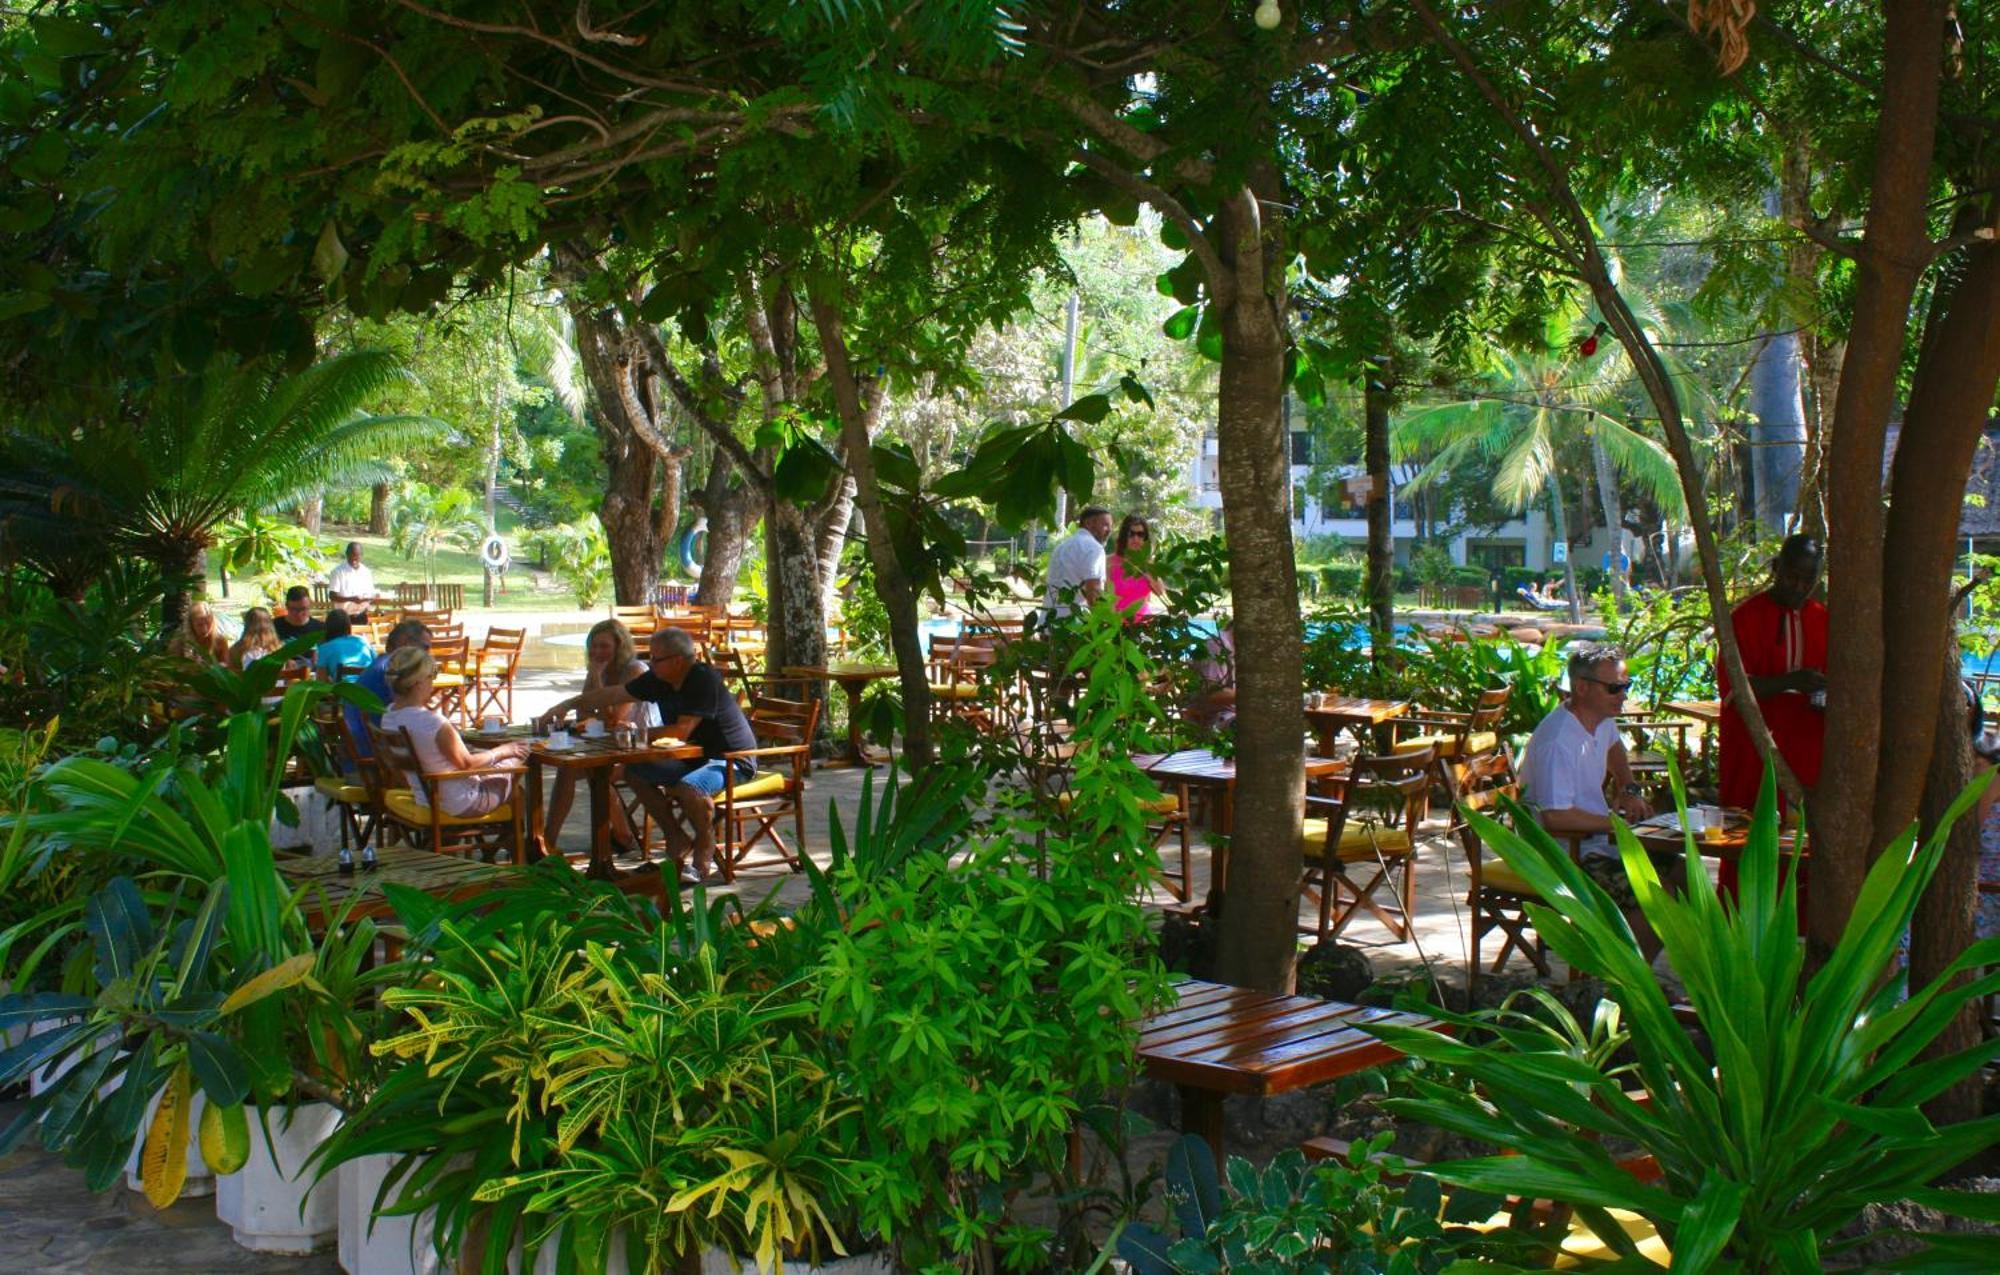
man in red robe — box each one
[1717,534,1827,813]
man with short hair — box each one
[1717,534,1827,813]
[346,619,432,762]
[326,541,378,620]
[1522,642,1680,957]
[273,586,325,642]
[540,626,757,885]
[1043,506,1113,618]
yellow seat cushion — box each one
[928,682,981,701]
[385,789,515,826]
[1393,731,1498,759]
[1301,818,1413,863]
[1478,859,1541,897]
[315,777,369,805]
[720,771,789,802]
[430,672,468,689]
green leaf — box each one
[186,1031,251,1106]
[1162,306,1199,341]
[12,130,68,182]
[313,220,350,285]
[1668,1174,1745,1272]
[1056,392,1114,425]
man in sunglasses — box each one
[1522,642,1681,958]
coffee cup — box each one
[583,719,606,738]
[482,715,505,732]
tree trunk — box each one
[1809,0,1951,959]
[1587,425,1627,605]
[807,290,933,771]
[368,483,390,536]
[696,458,756,605]
[764,499,828,678]
[1913,647,1983,1126]
[1363,372,1395,652]
[1210,185,1305,994]
[816,476,858,612]
[298,493,323,535]
[1547,474,1580,624]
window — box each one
[1466,540,1526,568]
[1290,430,1312,466]
[1199,455,1220,492]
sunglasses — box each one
[1578,676,1632,695]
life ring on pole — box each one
[479,534,510,573]
[678,516,708,577]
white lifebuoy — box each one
[479,534,510,571]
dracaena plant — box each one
[313,862,861,1275]
[1366,766,2000,1271]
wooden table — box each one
[1131,749,1345,894]
[1630,808,1805,862]
[1661,700,1721,727]
[1139,977,1442,1157]
[276,845,499,925]
[1304,696,1410,756]
[782,663,901,767]
[513,730,703,871]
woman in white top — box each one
[378,647,529,817]
[541,619,659,852]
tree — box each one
[389,482,485,589]
[0,350,437,624]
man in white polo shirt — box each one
[1043,506,1113,619]
[326,541,378,619]
[1521,641,1681,958]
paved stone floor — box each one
[0,624,1499,1270]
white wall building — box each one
[1188,430,1623,573]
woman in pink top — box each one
[1106,514,1168,617]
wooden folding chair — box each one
[1617,710,1697,800]
[1299,743,1435,942]
[365,721,527,862]
[314,709,384,854]
[714,686,822,880]
[1457,772,1553,987]
[611,603,657,637]
[427,635,472,724]
[472,627,525,722]
[927,635,1004,733]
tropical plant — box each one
[1117,1133,1546,1274]
[211,511,329,603]
[0,559,181,753]
[0,350,439,624]
[389,481,486,588]
[524,516,612,608]
[1366,768,2000,1270]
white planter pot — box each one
[125,1087,215,1199]
[341,1151,460,1275]
[215,1101,342,1254]
[272,783,343,856]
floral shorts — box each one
[1580,849,1686,909]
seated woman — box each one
[1107,514,1169,619]
[379,647,529,817]
[168,601,230,665]
[541,619,658,854]
[313,610,374,679]
[229,607,282,669]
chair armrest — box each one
[726,744,811,760]
[1392,716,1475,733]
[423,764,529,781]
[1303,794,1346,815]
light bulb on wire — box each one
[1254,1,1282,30]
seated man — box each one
[326,541,379,620]
[273,586,326,643]
[1520,641,1681,958]
[539,626,757,885]
[344,620,431,763]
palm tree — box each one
[0,350,438,625]
[389,483,486,588]
[1394,324,1685,622]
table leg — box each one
[1179,1086,1226,1162]
[525,755,546,863]
[586,766,614,873]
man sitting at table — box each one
[345,620,431,763]
[1043,506,1112,619]
[1521,642,1681,958]
[273,586,325,643]
[326,541,378,620]
[539,627,756,886]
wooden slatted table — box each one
[782,663,901,767]
[1303,696,1410,757]
[276,845,501,925]
[1131,749,1347,840]
[1139,977,1443,1157]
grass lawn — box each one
[204,508,592,615]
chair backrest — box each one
[481,626,526,663]
[1348,744,1436,836]
[364,721,424,802]
[1467,685,1511,732]
[611,604,657,636]
[401,606,452,628]
[745,689,821,751]
[430,635,471,672]
[1457,772,1522,891]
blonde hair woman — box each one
[229,607,282,669]
[541,619,658,853]
[378,647,528,817]
[169,600,230,665]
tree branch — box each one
[1070,146,1233,307]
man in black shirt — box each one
[539,626,755,884]
[272,586,326,643]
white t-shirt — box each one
[327,561,377,604]
[379,704,510,817]
[1043,528,1107,616]
[1520,704,1622,860]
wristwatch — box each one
[1622,783,1643,797]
